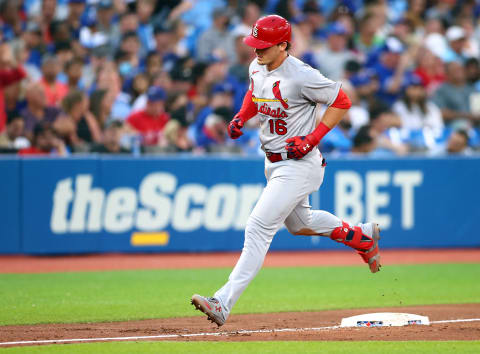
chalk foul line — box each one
[1,318,479,346]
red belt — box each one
[265,151,293,163]
[266,151,327,166]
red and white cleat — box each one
[357,223,381,273]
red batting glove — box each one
[285,134,317,159]
[227,115,244,139]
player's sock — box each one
[330,221,374,251]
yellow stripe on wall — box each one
[131,232,169,246]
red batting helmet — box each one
[243,15,292,49]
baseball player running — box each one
[191,15,381,327]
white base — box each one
[340,312,430,327]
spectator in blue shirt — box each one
[320,113,353,155]
[369,36,414,105]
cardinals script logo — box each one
[253,25,258,38]
[252,81,289,118]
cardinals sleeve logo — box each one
[272,81,289,109]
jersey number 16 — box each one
[268,119,287,135]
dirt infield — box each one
[1,304,479,346]
[1,248,479,273]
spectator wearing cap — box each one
[0,111,30,151]
[196,8,236,64]
[79,10,109,50]
[18,122,68,156]
[193,82,235,149]
[444,26,470,63]
[126,86,170,146]
[414,46,446,95]
[90,120,130,154]
[21,82,61,138]
[349,70,379,116]
[0,43,26,132]
[38,56,69,107]
[311,22,355,81]
[432,61,480,127]
[393,75,444,151]
[368,36,414,105]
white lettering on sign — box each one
[393,171,423,229]
[335,171,423,229]
[50,173,263,234]
[335,171,363,223]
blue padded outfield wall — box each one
[1,156,479,254]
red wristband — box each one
[309,122,331,145]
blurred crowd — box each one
[1,0,480,157]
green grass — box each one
[3,341,480,353]
[0,264,478,326]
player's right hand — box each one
[285,135,316,159]
[227,116,244,139]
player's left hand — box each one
[285,135,317,159]
[227,116,244,139]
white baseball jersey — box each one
[249,55,341,153]
[213,55,349,320]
